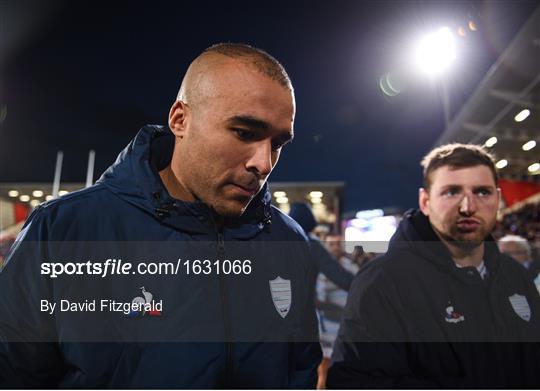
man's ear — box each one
[419,187,430,216]
[168,100,189,138]
[496,187,502,208]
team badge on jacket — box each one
[508,294,531,322]
[269,276,292,318]
[445,305,465,323]
[128,286,162,317]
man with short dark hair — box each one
[0,43,321,388]
[328,143,540,388]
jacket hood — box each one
[97,125,272,237]
[288,203,317,233]
[389,209,501,276]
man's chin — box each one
[212,200,250,218]
[434,226,486,249]
[451,231,488,248]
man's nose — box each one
[458,193,477,215]
[245,140,273,177]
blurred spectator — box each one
[0,239,16,269]
[315,234,359,389]
[494,201,540,262]
[288,203,354,292]
[325,234,358,276]
[313,224,330,242]
[351,245,377,269]
[498,234,540,281]
[288,203,354,390]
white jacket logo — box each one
[269,276,292,318]
[508,294,531,322]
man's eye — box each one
[234,129,255,141]
[442,189,459,197]
[477,189,492,197]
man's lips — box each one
[456,218,481,231]
[231,183,259,197]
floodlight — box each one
[413,27,456,76]
[514,109,530,122]
[522,140,536,151]
[528,163,540,173]
[484,137,497,148]
[495,159,508,169]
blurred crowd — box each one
[493,202,540,263]
[0,240,13,267]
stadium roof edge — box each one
[434,4,540,147]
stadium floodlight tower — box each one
[412,26,456,128]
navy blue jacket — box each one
[0,125,321,388]
[328,210,540,388]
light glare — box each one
[495,159,508,169]
[514,109,530,122]
[528,163,540,173]
[522,140,536,151]
[413,27,456,76]
[484,136,497,148]
[19,195,30,202]
[309,191,323,198]
[8,190,19,197]
[32,190,44,197]
[276,196,289,204]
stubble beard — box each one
[435,220,494,253]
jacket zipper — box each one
[216,230,234,386]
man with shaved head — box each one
[161,44,295,218]
[0,43,321,388]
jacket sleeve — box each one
[310,239,354,291]
[0,208,65,387]
[326,264,438,389]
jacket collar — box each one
[389,209,501,279]
[98,125,272,238]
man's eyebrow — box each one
[439,184,495,190]
[473,185,496,190]
[227,115,294,141]
[227,115,270,131]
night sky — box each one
[1,0,538,212]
